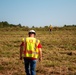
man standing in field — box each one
[49,25,52,32]
[20,30,42,75]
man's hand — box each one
[20,57,22,60]
[39,48,42,62]
[39,57,42,62]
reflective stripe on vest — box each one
[22,37,40,58]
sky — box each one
[0,0,76,27]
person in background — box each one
[49,25,52,32]
[20,30,42,75]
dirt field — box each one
[0,28,76,75]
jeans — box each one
[24,58,37,75]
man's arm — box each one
[39,48,42,62]
[20,41,24,60]
[37,42,42,62]
[20,46,23,60]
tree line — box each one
[0,21,76,31]
[0,21,22,28]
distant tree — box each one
[17,23,21,27]
[44,26,49,30]
[32,26,35,28]
[3,21,9,27]
[22,26,29,31]
[0,22,3,28]
[64,24,66,27]
[44,26,49,28]
[10,24,16,27]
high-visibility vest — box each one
[50,25,52,29]
[22,37,40,59]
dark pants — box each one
[24,58,37,75]
[50,29,51,32]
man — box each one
[49,25,52,32]
[20,30,42,75]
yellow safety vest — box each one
[50,25,52,29]
[22,37,40,59]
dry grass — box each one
[0,28,76,75]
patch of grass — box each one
[0,29,76,75]
[0,65,4,70]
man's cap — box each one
[28,30,36,35]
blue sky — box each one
[0,0,76,27]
